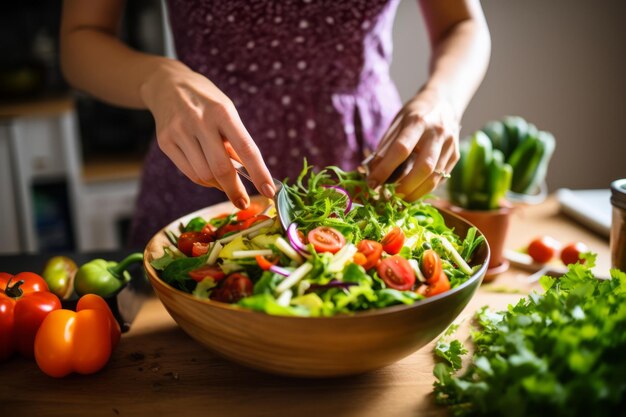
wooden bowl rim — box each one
[143,199,490,321]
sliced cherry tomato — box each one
[200,223,216,240]
[241,214,270,230]
[426,271,451,297]
[256,255,278,271]
[188,265,226,283]
[421,249,443,283]
[178,231,213,256]
[191,242,210,257]
[527,236,561,264]
[215,223,243,239]
[210,273,253,303]
[376,255,416,291]
[356,240,383,270]
[307,226,346,254]
[236,202,264,222]
[381,227,405,255]
[560,242,588,265]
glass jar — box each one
[610,179,626,271]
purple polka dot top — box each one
[129,0,403,247]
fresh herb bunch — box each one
[433,254,626,417]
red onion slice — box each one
[287,222,310,255]
[269,265,291,276]
[322,185,352,214]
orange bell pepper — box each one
[34,294,120,378]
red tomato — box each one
[178,231,213,256]
[356,240,383,270]
[561,242,589,265]
[191,242,210,257]
[215,223,242,239]
[376,255,416,291]
[527,236,561,264]
[381,227,405,255]
[236,203,264,222]
[307,226,346,254]
[188,265,226,283]
[241,214,270,230]
[421,249,443,283]
[255,255,278,271]
[426,271,451,297]
[200,224,216,240]
[210,273,253,303]
[0,272,61,360]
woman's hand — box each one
[140,60,276,209]
[367,88,460,201]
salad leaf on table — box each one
[433,255,626,417]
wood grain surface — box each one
[0,197,611,417]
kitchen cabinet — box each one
[0,97,143,254]
[0,98,83,253]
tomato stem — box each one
[4,277,25,298]
[108,253,144,279]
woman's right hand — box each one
[139,59,275,209]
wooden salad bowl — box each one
[143,196,490,378]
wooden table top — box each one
[0,197,611,417]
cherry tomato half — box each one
[255,255,278,271]
[527,236,561,264]
[376,255,416,291]
[356,240,383,270]
[241,214,270,230]
[421,249,442,283]
[561,242,588,265]
[215,223,243,239]
[178,231,213,257]
[236,202,264,222]
[210,273,253,303]
[188,265,226,283]
[191,242,210,257]
[307,226,346,254]
[381,227,405,255]
[426,271,451,297]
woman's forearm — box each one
[419,1,491,120]
[60,0,178,109]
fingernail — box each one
[262,183,275,198]
[236,198,247,210]
[367,180,378,189]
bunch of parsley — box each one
[433,254,626,417]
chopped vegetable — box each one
[151,162,484,316]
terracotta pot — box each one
[443,203,513,281]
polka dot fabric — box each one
[129,0,403,247]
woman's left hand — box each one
[367,88,461,201]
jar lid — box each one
[611,179,626,210]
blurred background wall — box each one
[391,0,626,190]
[1,0,624,253]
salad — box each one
[150,161,485,317]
